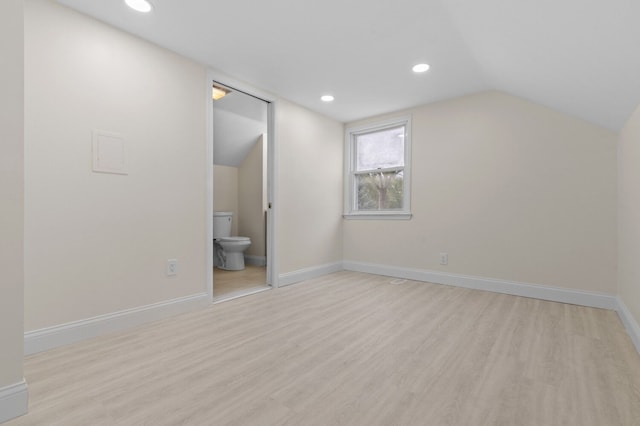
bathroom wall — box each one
[618,102,640,335]
[238,134,268,258]
[24,0,208,331]
[344,91,618,294]
[276,99,344,275]
[213,165,239,237]
[0,0,27,420]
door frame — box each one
[205,70,279,302]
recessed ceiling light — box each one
[125,0,152,13]
[321,95,334,102]
[412,63,430,73]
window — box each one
[344,115,411,219]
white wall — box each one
[238,135,267,257]
[0,0,27,421]
[344,91,618,294]
[276,100,344,274]
[213,165,239,237]
[24,0,207,331]
[618,103,640,331]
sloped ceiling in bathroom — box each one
[213,91,268,168]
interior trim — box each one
[343,261,618,310]
[0,380,28,424]
[617,298,640,354]
[278,262,344,287]
[24,293,209,355]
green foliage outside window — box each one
[357,171,404,210]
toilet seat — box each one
[218,236,250,243]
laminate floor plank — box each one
[7,271,640,425]
[213,266,267,299]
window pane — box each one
[356,170,403,210]
[356,126,405,171]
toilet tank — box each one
[213,212,233,239]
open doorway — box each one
[210,81,274,301]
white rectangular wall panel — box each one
[92,130,127,175]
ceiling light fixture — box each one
[412,63,430,73]
[321,95,335,102]
[212,85,230,101]
[125,0,152,13]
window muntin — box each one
[345,116,411,219]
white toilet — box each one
[213,212,251,271]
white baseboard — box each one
[343,261,618,310]
[278,262,344,287]
[245,255,267,267]
[24,293,210,355]
[0,380,28,424]
[616,298,640,354]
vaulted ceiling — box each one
[58,0,640,130]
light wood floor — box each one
[8,271,640,425]
[213,265,267,300]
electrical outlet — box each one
[166,259,178,277]
[440,252,448,266]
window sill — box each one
[343,212,412,220]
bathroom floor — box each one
[213,264,268,300]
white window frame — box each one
[344,115,412,220]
